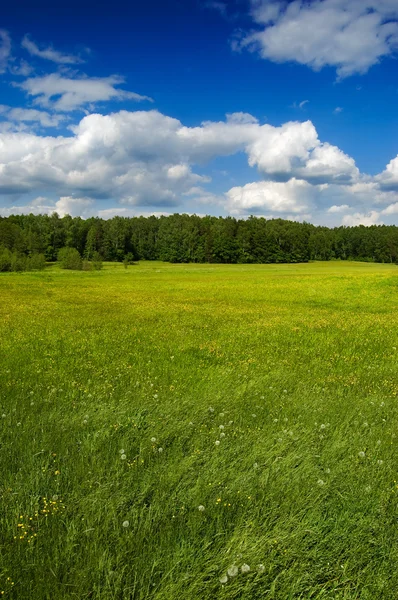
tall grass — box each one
[1,261,398,599]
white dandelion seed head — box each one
[253,462,258,469]
[220,432,226,438]
[219,575,228,584]
[151,437,157,443]
[215,440,221,446]
[317,479,325,486]
[358,451,365,458]
[251,414,257,418]
[121,454,127,460]
[377,459,384,465]
[153,394,158,399]
[16,422,21,427]
[380,402,385,407]
[219,412,224,417]
[320,424,326,430]
[219,425,225,430]
[122,520,129,528]
[241,563,251,573]
[257,564,265,573]
[325,468,331,474]
[198,505,205,512]
[227,565,238,577]
[119,449,125,454]
[83,420,87,425]
[158,447,163,453]
[273,418,278,423]
[209,407,215,413]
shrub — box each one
[0,247,12,272]
[91,252,103,271]
[57,247,82,270]
[27,253,46,271]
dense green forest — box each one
[1,212,398,265]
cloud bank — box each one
[0,108,397,225]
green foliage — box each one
[26,253,46,271]
[0,246,46,272]
[57,247,82,270]
[2,213,398,266]
[1,262,398,598]
[91,251,103,271]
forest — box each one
[1,212,398,266]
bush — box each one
[91,252,103,271]
[0,247,12,272]
[57,247,82,270]
[27,253,46,271]
[82,260,93,271]
[0,249,46,272]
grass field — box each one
[1,261,398,599]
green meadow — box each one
[2,261,398,599]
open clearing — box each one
[1,261,398,599]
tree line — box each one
[1,212,398,267]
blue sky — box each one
[1,0,398,226]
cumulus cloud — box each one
[239,0,398,78]
[327,204,350,213]
[0,30,11,73]
[21,35,84,64]
[376,155,398,189]
[16,73,154,111]
[0,108,396,225]
[55,196,94,217]
[341,211,382,226]
[225,178,316,215]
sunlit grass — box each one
[1,261,398,599]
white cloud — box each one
[226,112,259,124]
[376,155,398,189]
[381,202,398,215]
[0,108,396,225]
[21,35,84,64]
[55,196,94,217]
[334,107,343,114]
[341,211,382,226]
[9,59,33,76]
[16,73,154,111]
[0,105,65,128]
[327,204,350,213]
[0,30,11,73]
[225,178,316,214]
[299,143,359,182]
[240,0,398,78]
